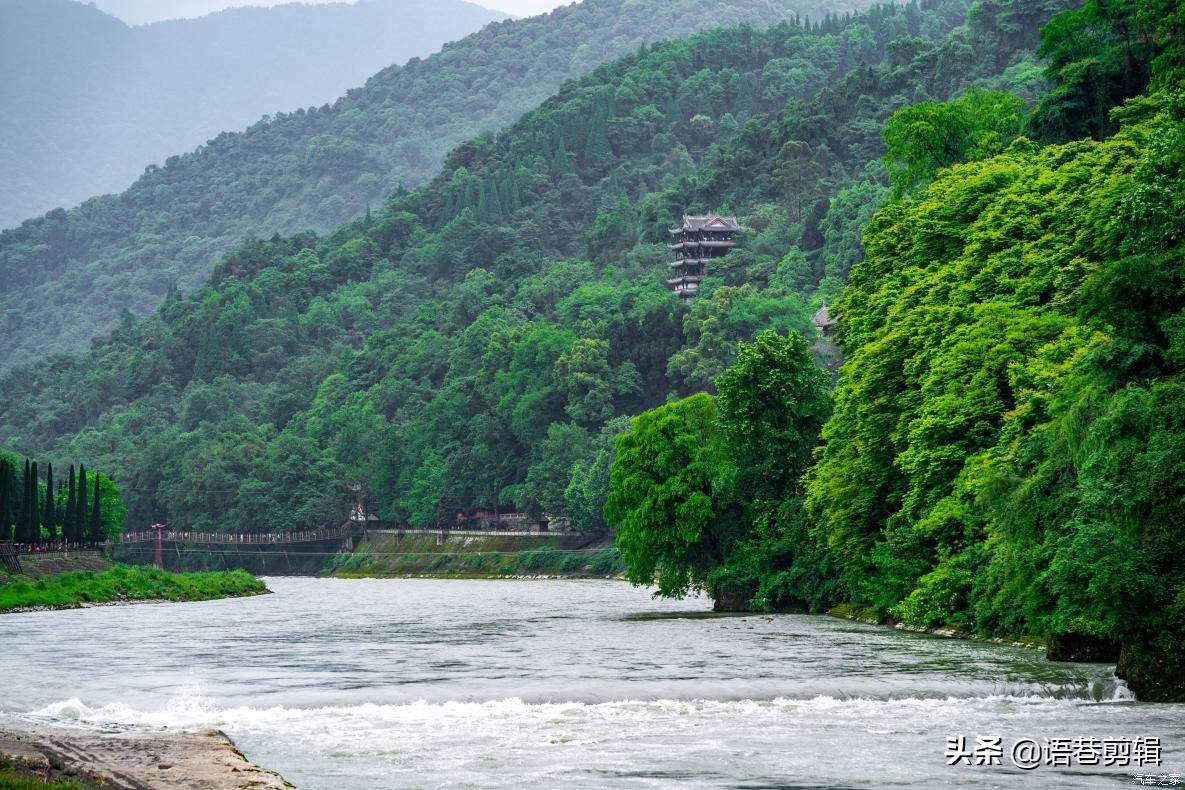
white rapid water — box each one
[2,578,1181,787]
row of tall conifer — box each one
[0,457,104,546]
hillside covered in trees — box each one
[0,0,1044,532]
[0,0,507,228]
[0,0,883,372]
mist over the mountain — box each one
[0,0,507,228]
[89,0,570,24]
[89,0,352,25]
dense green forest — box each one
[0,0,1047,534]
[0,0,507,228]
[0,0,884,372]
[607,0,1185,699]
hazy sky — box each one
[89,0,570,25]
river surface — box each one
[1,578,1182,787]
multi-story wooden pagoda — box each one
[667,214,739,299]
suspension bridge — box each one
[111,522,368,574]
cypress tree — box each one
[64,465,76,544]
[0,460,10,541]
[90,475,102,544]
[16,459,29,544]
[28,461,39,545]
[43,462,55,543]
[76,464,87,543]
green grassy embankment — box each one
[0,757,88,789]
[328,532,624,578]
[0,565,268,613]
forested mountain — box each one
[92,0,351,26]
[0,0,507,228]
[0,0,1053,535]
[0,0,882,371]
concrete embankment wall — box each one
[110,537,345,575]
[0,552,113,584]
[329,531,623,578]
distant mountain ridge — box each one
[91,0,362,26]
[0,0,881,371]
[0,0,508,228]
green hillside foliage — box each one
[601,0,1185,697]
[606,331,833,607]
[801,0,1185,696]
[0,0,887,372]
[0,0,1043,537]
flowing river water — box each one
[1,577,1182,787]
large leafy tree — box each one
[1026,0,1160,142]
[706,330,838,611]
[716,330,831,509]
[605,393,738,598]
[882,88,1027,197]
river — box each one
[1,578,1181,787]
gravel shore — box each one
[0,717,291,789]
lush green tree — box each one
[401,449,447,528]
[509,422,596,516]
[76,464,87,541]
[0,459,11,541]
[42,462,55,542]
[699,330,837,611]
[882,88,1027,197]
[716,330,832,509]
[89,475,102,543]
[64,465,76,544]
[1027,0,1159,142]
[606,393,740,597]
[25,461,39,544]
[565,417,630,533]
[667,285,813,392]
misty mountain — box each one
[0,0,507,229]
[0,0,885,370]
[90,0,349,26]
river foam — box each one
[28,691,1171,789]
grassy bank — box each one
[0,565,267,613]
[328,532,624,578]
[0,757,88,789]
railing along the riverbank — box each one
[10,549,105,561]
[118,525,353,545]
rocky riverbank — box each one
[0,718,290,789]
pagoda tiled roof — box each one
[669,214,740,234]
